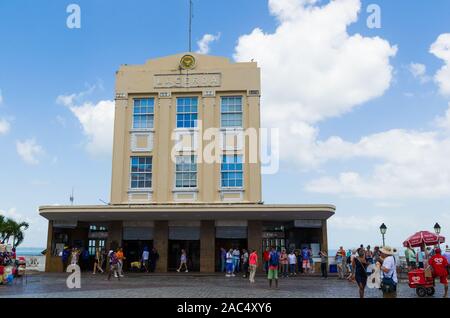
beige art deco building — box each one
[40,53,335,273]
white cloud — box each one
[408,62,431,83]
[16,138,44,165]
[436,102,450,131]
[305,126,450,199]
[235,0,396,125]
[57,85,114,156]
[68,100,115,156]
[430,33,450,96]
[234,0,397,170]
[0,118,10,135]
[196,33,221,54]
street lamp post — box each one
[380,223,387,247]
[434,223,441,247]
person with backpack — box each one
[268,246,280,288]
[379,246,398,298]
[302,246,313,274]
[107,250,120,281]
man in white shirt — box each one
[379,246,398,298]
[142,247,150,273]
[288,251,297,276]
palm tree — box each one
[0,216,29,247]
[11,221,29,248]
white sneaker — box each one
[177,269,180,272]
[185,270,189,273]
[226,274,230,277]
[232,273,236,277]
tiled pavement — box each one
[0,272,447,298]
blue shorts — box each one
[226,263,233,272]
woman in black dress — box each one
[351,248,368,298]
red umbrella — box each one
[403,231,446,248]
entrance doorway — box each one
[122,240,153,271]
[215,239,247,272]
[168,240,200,272]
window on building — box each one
[221,96,243,128]
[175,155,197,188]
[177,97,198,128]
[221,155,243,188]
[88,240,96,256]
[133,98,154,129]
[130,157,152,189]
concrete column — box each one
[200,221,215,273]
[321,220,328,253]
[44,221,54,272]
[247,220,263,272]
[154,221,168,272]
[108,221,123,251]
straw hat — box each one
[380,246,394,256]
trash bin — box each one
[329,264,337,273]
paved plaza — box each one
[0,272,447,298]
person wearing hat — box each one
[428,248,448,298]
[379,246,398,298]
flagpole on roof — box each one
[189,0,193,52]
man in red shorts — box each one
[428,248,449,298]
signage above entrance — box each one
[294,220,322,228]
[53,220,77,229]
[154,73,221,89]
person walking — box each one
[263,247,270,273]
[220,248,227,273]
[70,247,80,266]
[302,246,311,274]
[405,246,416,270]
[116,247,124,277]
[232,248,240,273]
[61,245,71,272]
[142,246,150,273]
[241,249,249,278]
[107,250,120,281]
[93,247,104,274]
[365,245,374,264]
[150,247,159,273]
[309,247,315,273]
[319,251,328,278]
[336,247,346,279]
[428,248,448,298]
[268,247,279,289]
[288,250,297,276]
[351,248,368,298]
[280,249,288,278]
[249,249,258,283]
[177,249,189,273]
[379,246,398,298]
[225,249,234,277]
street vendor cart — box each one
[403,231,446,297]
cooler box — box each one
[329,264,337,273]
[408,269,427,286]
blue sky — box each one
[1,0,450,249]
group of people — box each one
[0,245,25,284]
[263,247,317,277]
[404,244,450,271]
[61,245,161,277]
